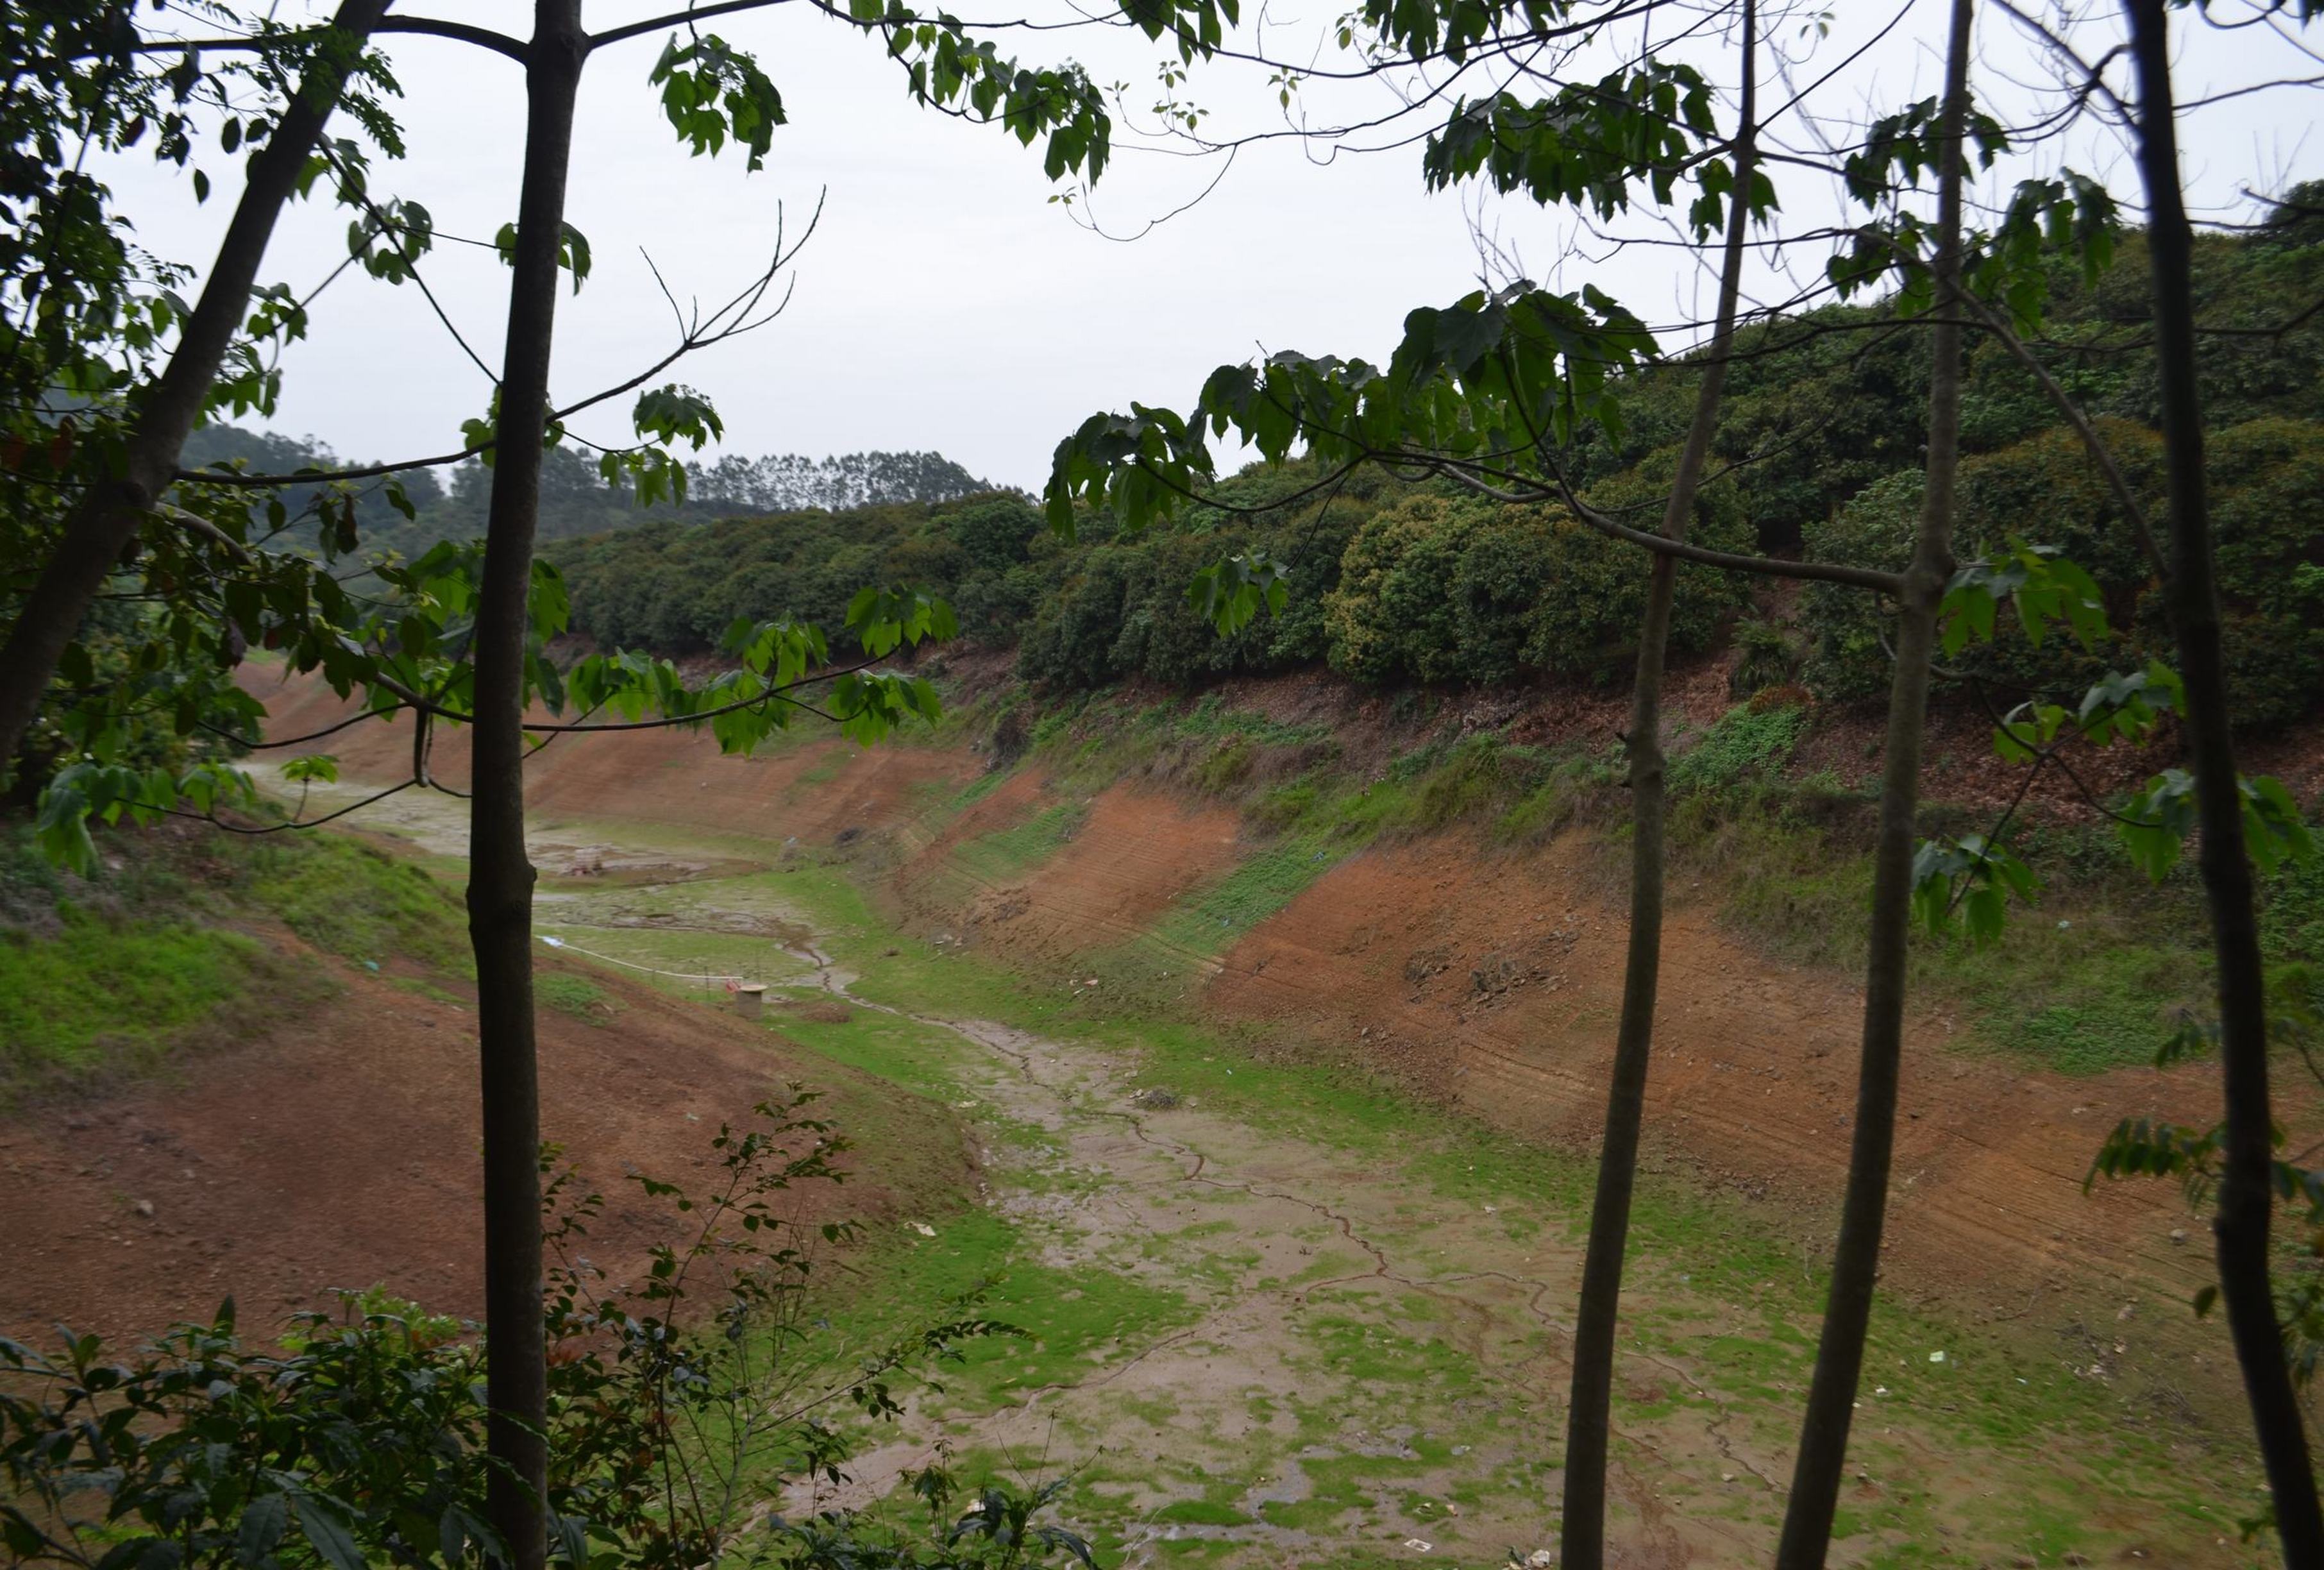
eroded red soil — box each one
[0,950,966,1344]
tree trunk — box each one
[469,7,585,1569]
[2123,2,2324,1559]
[1556,9,1757,1564]
[0,0,393,765]
[1772,1,1970,1563]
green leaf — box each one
[235,1492,288,1566]
[289,1494,364,1570]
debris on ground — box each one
[1131,1088,1181,1110]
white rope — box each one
[537,933,755,986]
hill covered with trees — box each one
[179,427,1000,565]
[549,198,2324,733]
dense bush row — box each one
[1799,416,2324,727]
[547,199,2324,728]
[553,458,1755,695]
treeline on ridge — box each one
[548,205,2324,728]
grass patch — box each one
[537,971,618,1025]
[1694,807,2212,1075]
[242,832,471,974]
[1149,832,1344,956]
[0,906,285,1095]
[950,798,1088,882]
[816,1210,1199,1419]
[0,822,473,1104]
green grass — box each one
[1696,807,2212,1075]
[0,822,471,1104]
[242,833,472,974]
[950,799,1088,882]
[1148,832,1344,957]
[537,972,618,1025]
[0,907,282,1090]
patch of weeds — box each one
[537,972,618,1026]
[0,907,281,1092]
[952,768,1013,808]
[0,823,445,1103]
[1149,1499,1248,1527]
[1247,777,1319,832]
[826,1211,1199,1417]
[1668,702,1808,795]
[952,800,1089,882]
[1493,745,1621,845]
[1685,804,2209,1076]
[1149,832,1343,956]
[242,833,471,975]
[1191,737,1257,794]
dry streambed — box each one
[262,775,2256,1567]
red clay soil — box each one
[0,950,968,1346]
[1208,834,2304,1416]
[894,781,1247,966]
[242,662,978,848]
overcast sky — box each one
[98,1,2322,491]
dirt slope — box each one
[0,943,971,1344]
[232,666,2287,1419]
[1206,838,2237,1332]
[244,659,977,843]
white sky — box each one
[97,1,2323,490]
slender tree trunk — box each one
[1556,10,1757,1564]
[0,0,393,764]
[1772,1,1971,1563]
[470,7,584,1569]
[2123,3,2324,1558]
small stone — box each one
[133,1199,155,1218]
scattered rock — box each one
[132,1199,155,1219]
[1131,1088,1181,1111]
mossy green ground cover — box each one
[0,825,462,1104]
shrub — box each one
[1322,474,1750,688]
[1798,416,2324,729]
[1668,702,1810,795]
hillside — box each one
[543,203,2324,734]
[244,657,2320,1453]
[0,820,975,1339]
